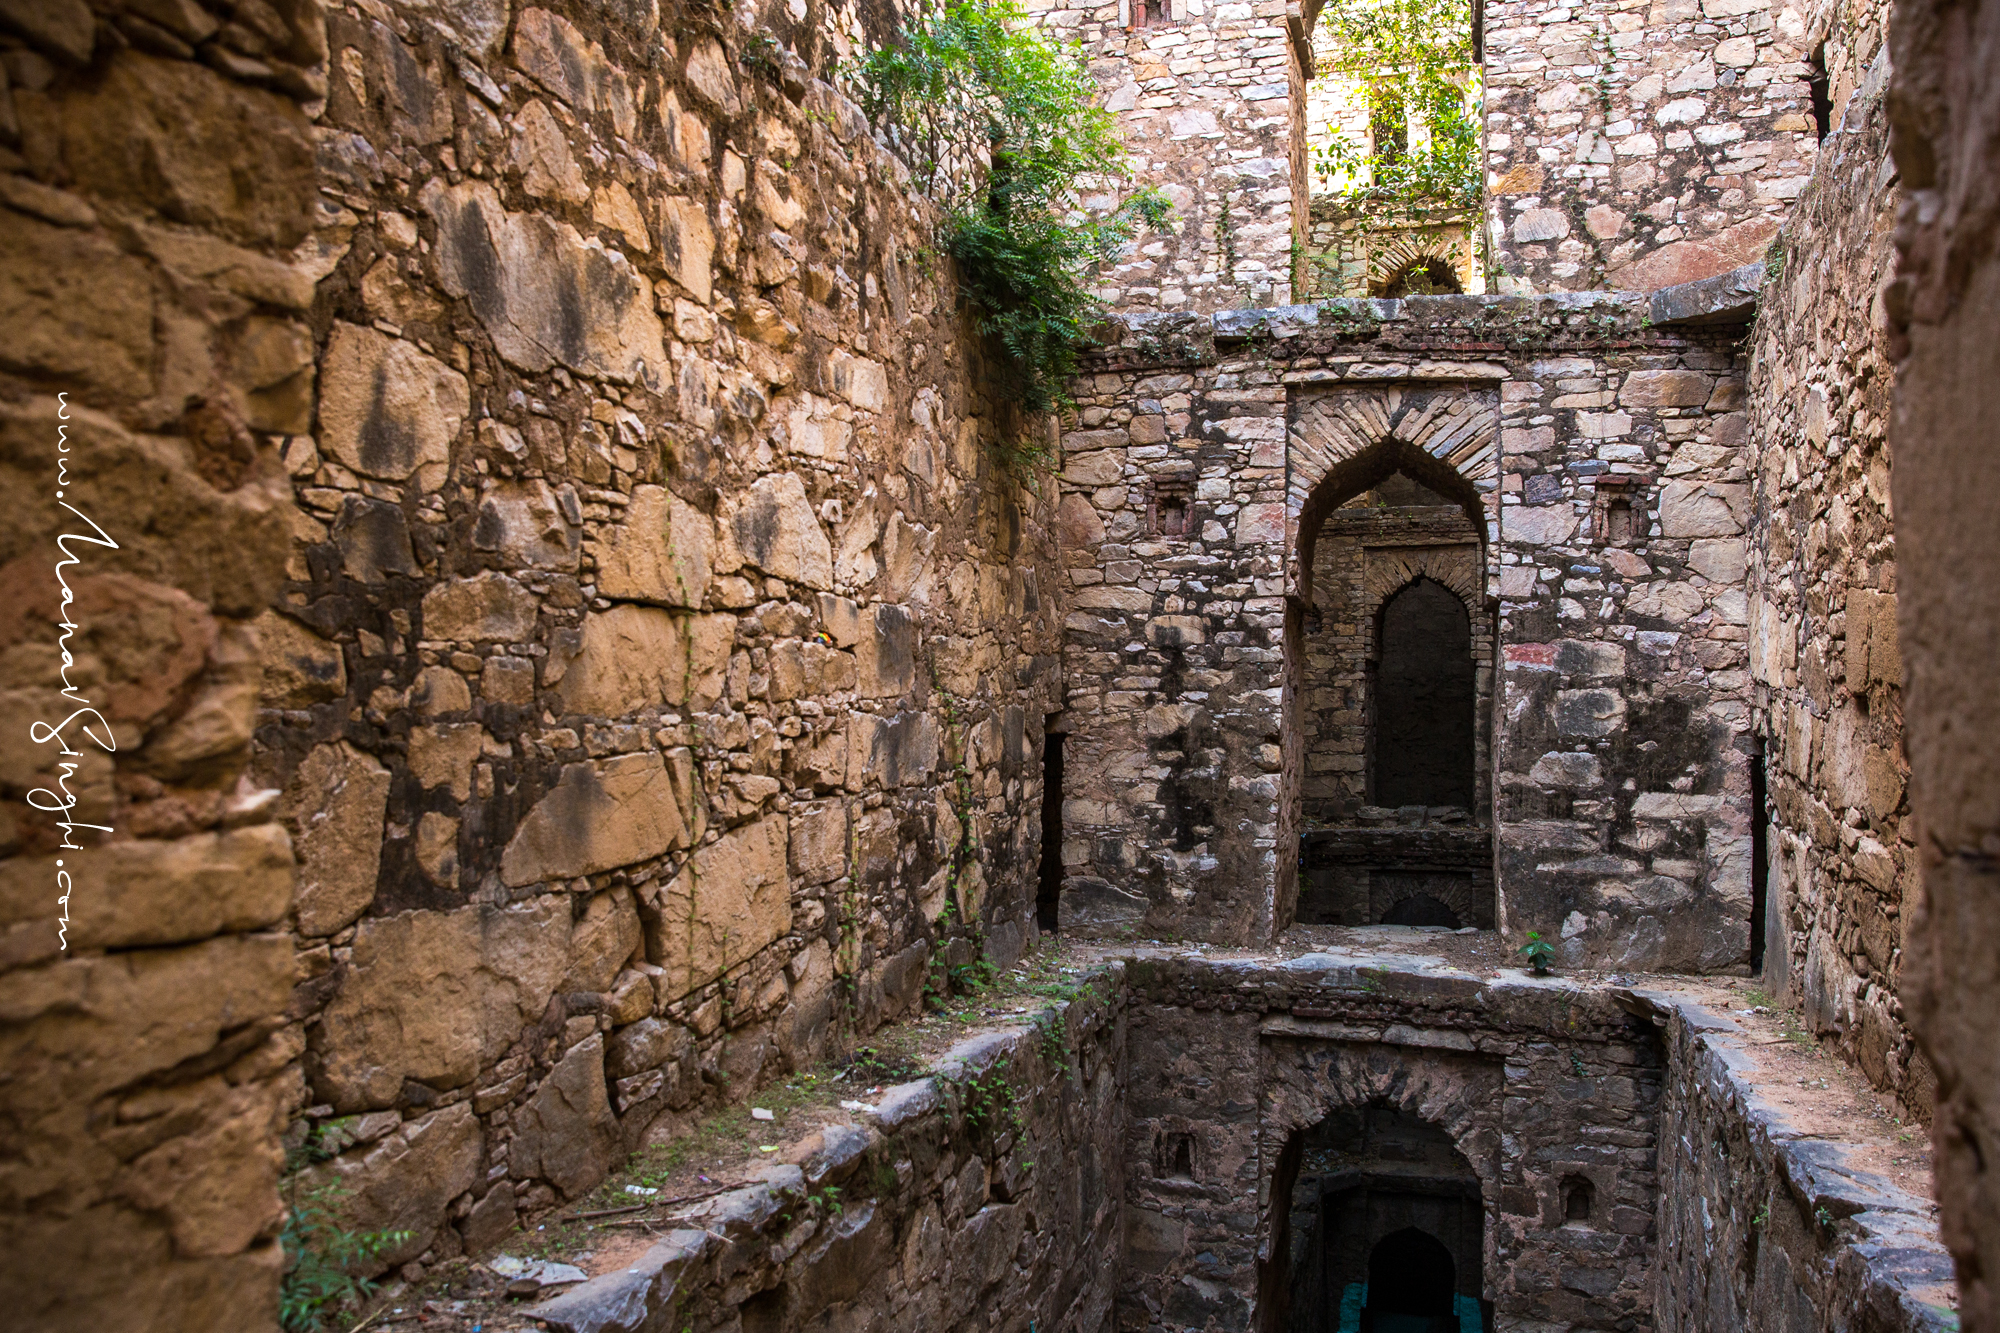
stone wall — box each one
[1054,296,1757,969]
[1116,953,1670,1332]
[1299,196,1482,297]
[1646,990,1955,1333]
[1025,0,1308,311]
[526,975,1129,1333]
[1741,0,1921,1111]
[1483,0,1820,293]
[0,0,324,1326]
[242,0,1072,1284]
[1883,0,2000,1325]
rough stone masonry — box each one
[0,0,1994,1327]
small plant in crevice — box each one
[278,1121,414,1332]
[850,0,1171,467]
[1519,930,1557,975]
[948,1065,1024,1138]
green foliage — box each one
[948,1065,1024,1137]
[851,0,1170,428]
[1313,0,1480,208]
[1519,930,1557,974]
[279,1123,413,1332]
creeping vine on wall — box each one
[851,0,1170,455]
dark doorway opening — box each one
[1366,1227,1456,1328]
[1373,579,1475,809]
[1807,44,1832,140]
[1749,740,1768,973]
[1379,893,1460,928]
[1037,727,1065,932]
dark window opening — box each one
[1037,727,1065,933]
[1372,579,1475,809]
[1366,1227,1456,1320]
[1562,1176,1596,1225]
[1750,740,1769,972]
[1154,485,1195,537]
[1157,1130,1197,1179]
[1133,0,1173,26]
[1807,44,1832,140]
[1604,496,1635,545]
[1381,258,1463,297]
[1380,893,1461,928]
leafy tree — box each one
[1314,0,1480,208]
[853,1,1170,438]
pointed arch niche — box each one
[1281,385,1500,931]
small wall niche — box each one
[1150,481,1196,539]
[1594,479,1639,547]
[1156,1129,1198,1179]
[1561,1175,1596,1225]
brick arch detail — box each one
[1287,384,1503,602]
[1259,1041,1504,1306]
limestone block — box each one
[559,606,732,716]
[286,742,391,936]
[790,801,850,885]
[561,886,643,994]
[409,723,485,800]
[1512,209,1570,242]
[319,323,469,483]
[1529,751,1605,789]
[422,179,666,382]
[1688,538,1748,583]
[0,215,154,391]
[1659,481,1749,537]
[474,478,580,571]
[312,898,571,1109]
[421,572,539,643]
[605,1015,692,1081]
[332,497,419,583]
[595,485,713,607]
[659,196,716,304]
[643,816,792,1001]
[49,50,315,248]
[307,1102,483,1273]
[829,352,888,411]
[411,666,472,716]
[1062,449,1124,485]
[0,934,295,1113]
[512,8,634,133]
[846,711,939,789]
[1554,688,1626,737]
[121,1079,286,1260]
[1507,503,1579,545]
[1619,370,1711,407]
[854,603,916,698]
[1844,588,1901,691]
[502,752,691,887]
[509,99,590,205]
[721,471,833,589]
[511,1034,621,1198]
[682,36,740,115]
[0,825,291,952]
[1057,494,1106,547]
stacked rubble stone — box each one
[1743,0,1921,1110]
[1484,0,1820,293]
[1024,0,1310,310]
[0,0,324,1326]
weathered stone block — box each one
[502,752,691,887]
[421,572,539,642]
[559,606,732,716]
[511,1033,621,1199]
[720,471,833,589]
[642,816,791,1001]
[596,485,713,607]
[308,1102,483,1273]
[312,899,571,1109]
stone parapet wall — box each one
[1116,954,1670,1332]
[526,974,1129,1333]
[1483,0,1819,293]
[1645,990,1955,1333]
[1024,0,1306,311]
[1742,0,1919,1112]
[0,0,325,1326]
[1056,296,1756,969]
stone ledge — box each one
[1647,262,1766,327]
